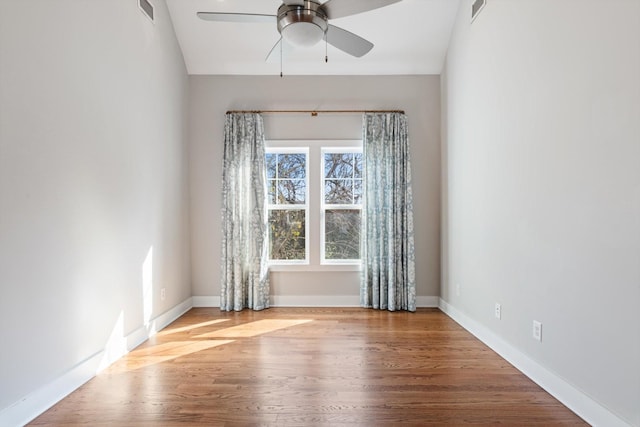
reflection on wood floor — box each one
[30,307,587,426]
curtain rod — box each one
[226,109,405,117]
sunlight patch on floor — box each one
[194,319,313,338]
[104,340,234,373]
[157,318,231,336]
[100,319,314,373]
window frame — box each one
[320,147,363,265]
[265,146,310,265]
[265,140,362,272]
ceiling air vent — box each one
[471,0,486,22]
[139,0,154,22]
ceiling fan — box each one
[197,0,403,61]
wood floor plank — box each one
[29,308,588,426]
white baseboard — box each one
[192,295,361,308]
[0,297,193,427]
[270,295,359,307]
[192,295,220,307]
[416,296,439,307]
[192,295,439,308]
[438,298,632,427]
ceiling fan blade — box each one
[322,0,402,20]
[325,24,374,57]
[197,12,275,23]
[265,37,296,63]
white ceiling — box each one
[166,0,461,75]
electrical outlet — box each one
[494,303,501,319]
[160,288,166,301]
[456,283,461,296]
[533,320,542,341]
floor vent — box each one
[139,0,154,22]
[471,0,486,22]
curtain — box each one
[221,113,270,311]
[360,113,416,312]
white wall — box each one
[189,75,441,304]
[442,0,640,425]
[0,0,190,420]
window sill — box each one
[268,264,361,273]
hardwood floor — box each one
[30,308,587,426]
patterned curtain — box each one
[361,113,416,312]
[221,113,270,311]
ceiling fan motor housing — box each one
[277,1,328,47]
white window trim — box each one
[320,147,363,265]
[265,147,309,265]
[266,140,362,272]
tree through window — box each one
[266,150,308,262]
[322,150,362,262]
[265,143,362,266]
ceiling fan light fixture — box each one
[277,1,328,47]
[281,22,324,47]
[198,0,400,60]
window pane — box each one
[267,179,277,204]
[278,154,306,179]
[269,210,306,260]
[324,153,354,178]
[325,210,360,260]
[354,178,363,204]
[353,153,363,178]
[325,179,353,204]
[277,179,306,204]
[266,153,277,178]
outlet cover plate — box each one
[533,320,542,341]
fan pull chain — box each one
[325,36,328,63]
[280,38,283,78]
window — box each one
[321,149,363,263]
[266,141,362,269]
[266,148,309,263]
